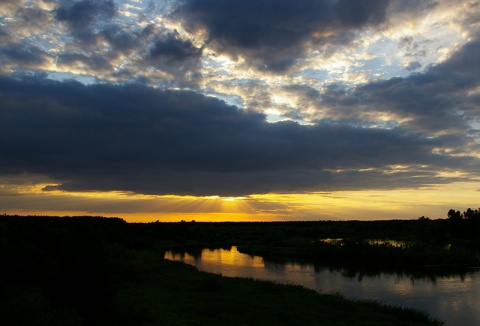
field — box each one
[4,214,477,325]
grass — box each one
[112,250,444,326]
[0,216,447,325]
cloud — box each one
[147,31,202,64]
[0,0,478,200]
[404,61,421,71]
[397,36,428,58]
[0,26,10,44]
[9,7,54,37]
[316,38,480,136]
[0,0,26,15]
[56,52,113,73]
[0,73,475,196]
[457,1,480,39]
[99,25,142,54]
[140,30,204,84]
[176,0,391,71]
[32,1,202,84]
[54,0,116,42]
[0,43,52,72]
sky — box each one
[0,0,479,222]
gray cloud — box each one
[0,43,51,70]
[0,74,474,196]
[100,25,142,54]
[177,0,390,71]
[404,61,421,71]
[12,7,54,33]
[398,36,428,58]
[0,0,25,15]
[0,0,478,201]
[0,26,9,44]
[318,39,480,135]
[52,1,202,83]
[141,30,203,84]
[56,52,113,73]
[55,0,116,42]
[458,1,480,38]
[147,31,202,64]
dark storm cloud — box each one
[98,23,203,71]
[100,25,142,54]
[320,38,480,134]
[0,74,474,196]
[55,0,116,29]
[56,52,113,72]
[334,0,388,27]
[147,31,202,64]
[0,43,51,68]
[46,167,463,197]
[176,0,390,71]
[55,0,116,41]
[0,26,9,43]
[51,0,201,83]
[14,7,53,31]
[122,27,205,85]
[97,24,154,55]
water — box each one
[164,246,480,325]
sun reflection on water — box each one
[164,246,265,277]
[164,246,480,325]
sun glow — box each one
[1,174,479,223]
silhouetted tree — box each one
[463,208,480,221]
[447,209,462,221]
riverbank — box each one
[0,215,444,325]
[166,246,480,325]
[236,240,480,272]
[1,250,443,326]
[159,218,480,271]
[117,251,444,326]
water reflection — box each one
[165,246,480,325]
[319,238,409,247]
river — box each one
[164,246,480,325]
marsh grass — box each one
[114,251,443,326]
[0,216,445,325]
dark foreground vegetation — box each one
[236,215,480,271]
[3,209,478,325]
[169,210,480,270]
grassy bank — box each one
[1,250,443,325]
[236,239,479,271]
[0,215,445,325]
[116,251,444,326]
[155,218,480,270]
[0,216,458,326]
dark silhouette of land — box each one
[3,208,477,325]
